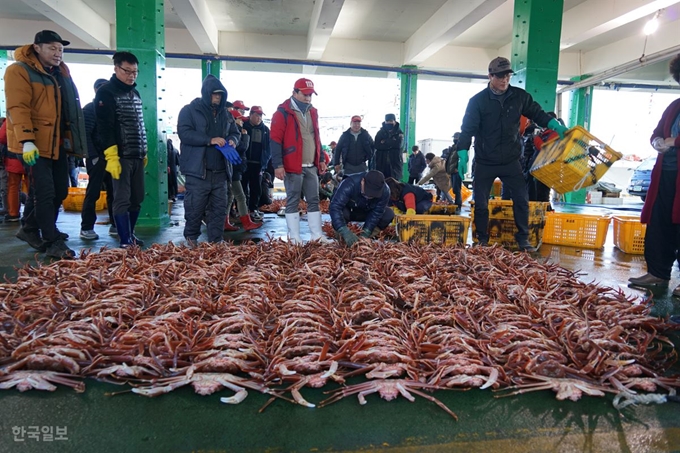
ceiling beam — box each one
[21,0,110,49]
[561,0,680,50]
[307,0,345,60]
[168,0,219,55]
[404,0,505,65]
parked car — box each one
[627,157,656,201]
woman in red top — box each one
[0,119,26,222]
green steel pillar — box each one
[568,76,593,129]
[0,50,7,117]
[201,59,220,81]
[510,0,563,112]
[116,0,169,227]
[399,66,417,182]
[562,77,594,204]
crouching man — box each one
[330,170,393,246]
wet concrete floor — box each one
[2,198,680,453]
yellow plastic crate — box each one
[543,212,611,249]
[396,214,470,246]
[63,187,107,212]
[427,204,460,215]
[470,200,549,249]
[530,126,622,194]
[612,215,646,254]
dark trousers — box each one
[416,199,433,214]
[342,206,395,230]
[407,176,418,184]
[473,160,529,242]
[111,158,145,216]
[242,163,262,212]
[168,167,178,200]
[450,173,462,208]
[184,171,227,242]
[81,157,114,230]
[645,169,680,280]
[22,151,69,243]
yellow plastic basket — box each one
[396,214,470,246]
[63,187,107,212]
[543,212,611,249]
[470,200,549,249]
[612,215,646,254]
[427,204,460,215]
[530,126,622,194]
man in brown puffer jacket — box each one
[5,30,86,259]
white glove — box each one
[652,137,669,152]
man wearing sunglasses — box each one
[457,57,568,252]
[95,51,148,248]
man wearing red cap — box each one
[270,78,330,244]
[332,115,375,175]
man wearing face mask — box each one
[458,57,568,252]
[270,78,331,244]
[374,113,404,181]
[5,30,87,259]
[177,75,241,245]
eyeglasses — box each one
[492,72,512,79]
[117,66,139,76]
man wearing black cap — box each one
[5,30,86,259]
[329,170,394,246]
[374,113,404,181]
[457,56,568,252]
[80,78,114,240]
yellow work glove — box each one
[22,142,39,166]
[104,145,121,179]
[143,156,148,168]
[406,208,416,216]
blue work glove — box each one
[338,226,359,246]
[457,149,468,180]
[22,142,39,166]
[217,143,242,165]
[548,118,569,139]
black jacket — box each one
[82,101,101,161]
[330,172,390,232]
[332,128,374,166]
[95,75,147,159]
[408,151,426,178]
[458,85,552,166]
[391,183,432,213]
[232,132,250,181]
[374,123,404,153]
[243,121,271,170]
[177,75,240,179]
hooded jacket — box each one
[329,172,390,232]
[5,44,86,160]
[270,98,323,174]
[458,85,552,166]
[418,156,451,192]
[177,75,240,179]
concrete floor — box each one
[2,198,680,453]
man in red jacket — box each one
[270,78,331,244]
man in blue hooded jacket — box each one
[177,75,240,245]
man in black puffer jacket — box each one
[458,57,568,252]
[332,115,374,175]
[96,52,148,248]
[177,75,241,245]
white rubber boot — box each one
[285,213,302,244]
[307,211,333,243]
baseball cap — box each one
[232,100,249,110]
[294,78,317,95]
[229,109,241,119]
[240,115,250,122]
[93,78,108,90]
[34,30,70,46]
[363,170,385,198]
[351,115,362,123]
[250,105,264,115]
[488,57,514,75]
[330,141,337,147]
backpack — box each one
[445,145,459,175]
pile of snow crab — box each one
[1,240,678,419]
